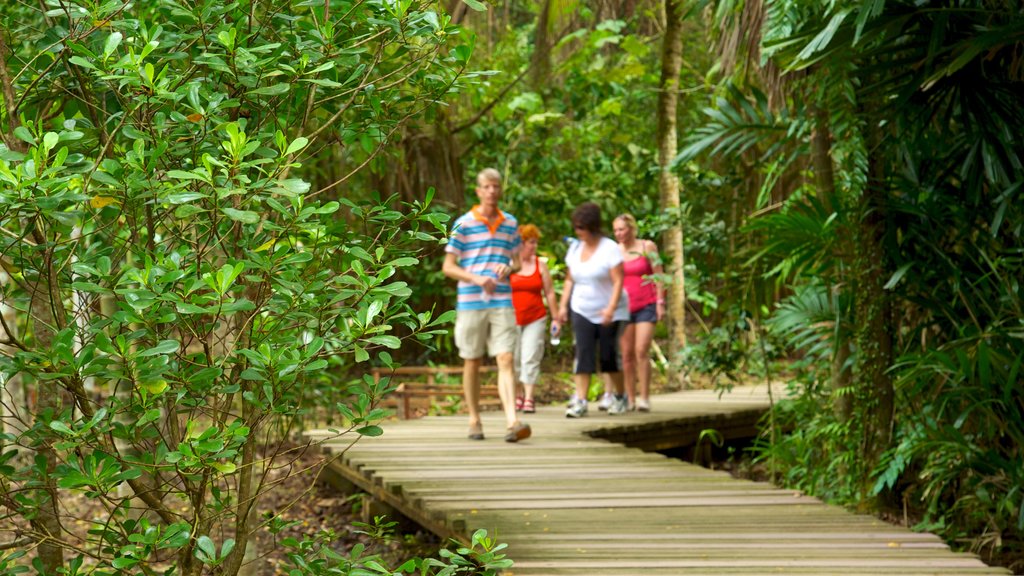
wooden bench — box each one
[371,365,502,419]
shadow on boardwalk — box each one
[307,385,1008,575]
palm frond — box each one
[767,282,852,361]
[744,193,844,282]
[674,83,805,165]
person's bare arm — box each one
[507,247,522,277]
[557,269,574,325]
[602,263,625,325]
[539,259,561,334]
[540,260,558,315]
[443,252,496,293]
[646,239,666,320]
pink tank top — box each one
[622,255,656,313]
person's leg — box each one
[487,308,522,429]
[600,321,628,414]
[462,357,483,426]
[495,351,518,428]
[602,370,624,397]
[568,312,598,417]
[574,372,591,403]
[455,310,488,433]
[634,321,656,404]
[619,322,637,407]
[513,324,525,409]
[520,318,546,404]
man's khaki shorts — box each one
[454,307,517,359]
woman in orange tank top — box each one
[510,224,559,413]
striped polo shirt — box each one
[446,206,521,311]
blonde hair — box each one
[519,224,541,241]
[615,213,638,234]
[477,168,502,185]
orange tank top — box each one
[510,264,547,326]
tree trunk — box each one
[0,270,27,449]
[530,0,553,91]
[0,30,22,150]
[810,105,853,422]
[28,267,65,572]
[399,115,465,210]
[855,118,894,475]
[657,0,686,382]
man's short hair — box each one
[477,168,502,185]
[572,201,602,235]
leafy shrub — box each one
[0,0,492,574]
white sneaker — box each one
[607,395,628,415]
[636,398,651,412]
[597,392,613,411]
[565,399,588,418]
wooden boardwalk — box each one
[308,385,1007,575]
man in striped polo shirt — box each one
[443,168,532,443]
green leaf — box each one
[796,9,850,63]
[13,126,36,145]
[356,425,383,437]
[366,335,401,349]
[69,55,97,70]
[166,170,209,182]
[883,263,912,290]
[216,262,245,294]
[111,557,138,569]
[164,192,207,203]
[285,137,308,156]
[249,83,290,96]
[275,179,310,195]
[138,340,180,357]
[176,302,209,314]
[222,208,260,224]
[220,539,236,559]
[141,380,169,394]
[302,359,328,372]
[315,201,340,214]
[49,421,75,435]
[353,345,369,363]
[388,257,419,267]
[211,462,237,474]
[103,32,123,58]
[461,0,486,11]
[196,535,217,562]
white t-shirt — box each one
[567,236,630,324]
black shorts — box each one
[629,303,657,324]
[571,311,626,374]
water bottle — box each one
[550,324,561,346]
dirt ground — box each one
[249,447,441,575]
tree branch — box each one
[0,29,22,150]
[451,65,530,134]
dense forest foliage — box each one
[1,0,1022,574]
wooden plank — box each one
[307,384,1008,575]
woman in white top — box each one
[556,202,630,417]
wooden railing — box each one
[370,365,500,419]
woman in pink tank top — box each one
[611,214,664,412]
